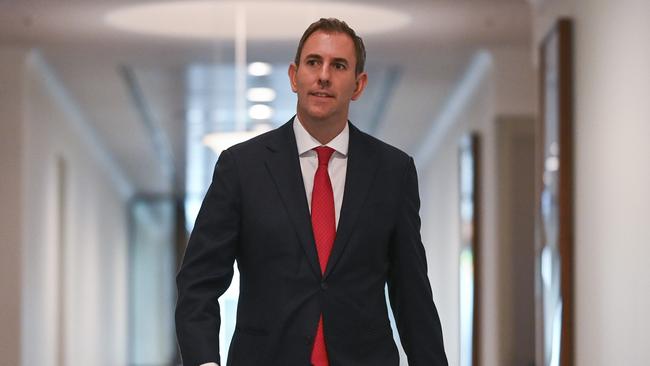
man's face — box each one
[288,31,367,123]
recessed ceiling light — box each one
[545,156,559,172]
[249,104,274,120]
[105,1,411,40]
[247,87,276,102]
[248,62,272,76]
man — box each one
[176,18,447,366]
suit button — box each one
[320,281,328,290]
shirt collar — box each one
[293,115,349,157]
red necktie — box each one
[310,146,336,366]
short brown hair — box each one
[294,18,366,75]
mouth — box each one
[309,91,334,98]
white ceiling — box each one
[0,0,531,196]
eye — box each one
[306,59,319,66]
[333,63,347,70]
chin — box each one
[304,108,334,121]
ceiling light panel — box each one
[248,104,274,120]
[248,62,273,76]
[105,1,411,40]
[247,87,276,102]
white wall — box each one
[418,61,496,366]
[413,44,536,366]
[491,45,537,117]
[533,0,650,364]
[0,47,28,366]
[495,116,536,366]
[571,0,650,364]
[0,48,131,366]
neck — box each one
[297,113,347,145]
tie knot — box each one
[314,146,335,166]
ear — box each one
[288,63,298,93]
[351,72,368,101]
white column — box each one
[573,0,650,365]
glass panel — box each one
[129,198,176,365]
[540,27,563,366]
[459,134,477,366]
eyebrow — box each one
[303,54,350,66]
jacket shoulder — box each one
[222,123,290,160]
[230,129,276,151]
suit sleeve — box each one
[387,157,448,366]
[175,149,240,366]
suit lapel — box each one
[324,123,379,279]
[264,119,321,278]
[264,120,379,280]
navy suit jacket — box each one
[175,119,447,365]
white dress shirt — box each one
[293,116,348,227]
[199,117,349,366]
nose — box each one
[318,64,330,87]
